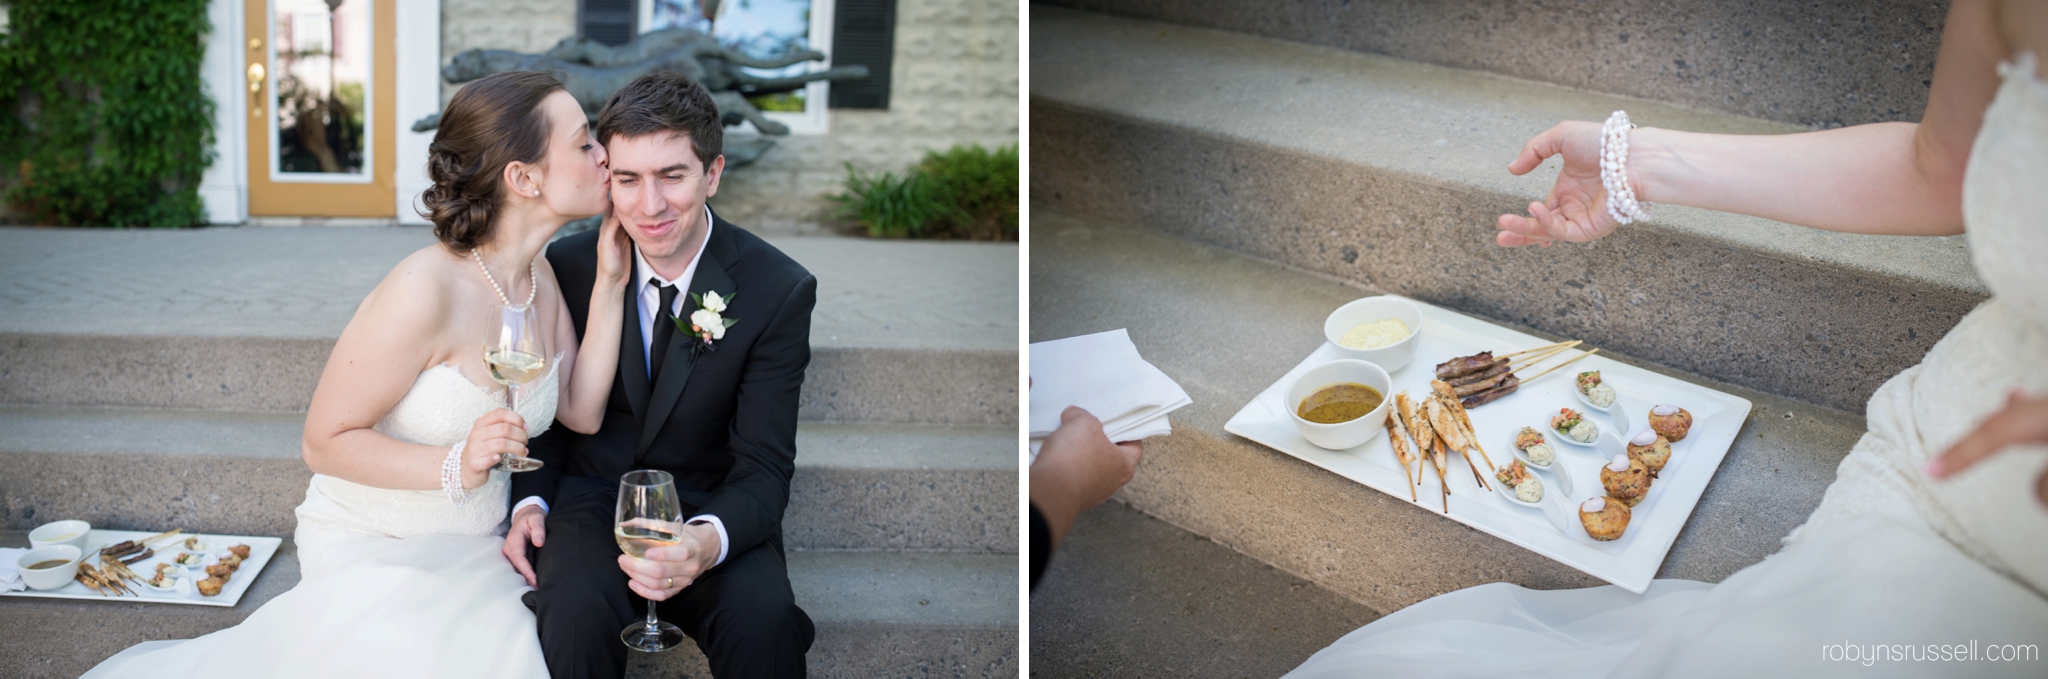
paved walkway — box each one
[1032,501,1381,677]
[0,226,1016,352]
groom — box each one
[505,72,818,677]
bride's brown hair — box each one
[419,71,567,252]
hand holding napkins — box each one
[1029,329,1192,456]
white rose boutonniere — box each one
[675,291,739,354]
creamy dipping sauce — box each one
[42,532,77,542]
[1524,443,1555,466]
[1514,478,1544,503]
[1607,455,1632,472]
[1337,318,1411,350]
[1652,404,1680,416]
[1582,497,1607,512]
[1632,431,1659,446]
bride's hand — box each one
[1927,389,2048,506]
[595,205,630,291]
[1496,121,1629,247]
[459,408,527,489]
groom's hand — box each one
[503,504,547,587]
[618,521,721,601]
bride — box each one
[86,71,632,677]
[1290,1,2048,677]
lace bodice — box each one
[1965,52,2048,331]
[292,358,560,578]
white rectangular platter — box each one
[1225,296,1751,593]
[3,530,283,607]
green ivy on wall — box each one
[0,0,216,227]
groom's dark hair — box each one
[594,71,723,169]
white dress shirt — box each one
[514,206,728,568]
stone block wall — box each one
[438,0,1019,236]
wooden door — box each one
[245,0,396,217]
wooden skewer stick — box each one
[141,529,184,547]
[1508,343,1579,370]
[1520,348,1602,383]
[1498,340,1581,360]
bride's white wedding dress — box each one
[85,362,557,677]
[1288,54,2048,678]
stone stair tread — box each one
[1030,6,1982,297]
[1031,211,1866,613]
[0,532,1014,677]
[0,405,1011,468]
[0,228,1018,352]
[0,410,1018,553]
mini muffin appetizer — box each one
[1579,496,1632,541]
[1648,404,1693,441]
[219,552,244,570]
[1628,430,1673,476]
[1552,407,1598,444]
[1576,371,1617,408]
[197,577,224,597]
[1514,426,1556,466]
[1600,454,1652,506]
[205,564,234,579]
[227,544,252,560]
[1495,460,1545,503]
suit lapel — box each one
[618,271,651,423]
[636,223,740,456]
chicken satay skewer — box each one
[1431,380,1498,472]
[1384,412,1419,502]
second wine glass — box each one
[485,303,545,472]
[617,469,687,652]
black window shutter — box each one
[580,0,638,46]
[829,0,895,109]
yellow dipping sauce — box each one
[1298,383,1385,424]
[1338,318,1411,349]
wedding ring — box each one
[665,577,673,589]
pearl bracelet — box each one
[442,440,470,506]
[1600,110,1653,225]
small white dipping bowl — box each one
[1323,296,1423,373]
[16,545,82,591]
[1287,359,1393,450]
[28,520,90,551]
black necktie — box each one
[649,281,679,379]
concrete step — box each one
[1033,0,1943,129]
[0,408,1017,554]
[0,227,1017,425]
[0,536,1016,678]
[1033,500,1381,677]
[1030,211,1869,614]
[1030,7,1986,415]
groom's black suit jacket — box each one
[515,213,816,560]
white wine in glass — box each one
[487,303,546,472]
[617,470,686,653]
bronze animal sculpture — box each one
[413,28,868,167]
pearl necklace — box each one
[1600,110,1653,225]
[471,248,538,306]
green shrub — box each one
[0,0,216,227]
[831,143,1017,240]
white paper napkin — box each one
[0,547,27,592]
[1028,329,1192,455]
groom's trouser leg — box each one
[533,477,637,679]
[657,540,816,678]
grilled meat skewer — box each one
[1434,352,1496,380]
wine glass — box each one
[616,470,687,652]
[485,303,545,472]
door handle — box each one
[247,62,266,118]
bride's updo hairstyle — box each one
[420,70,566,252]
